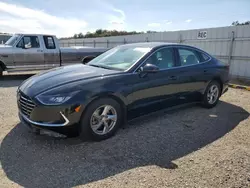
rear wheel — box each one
[79,98,123,141]
[202,81,221,108]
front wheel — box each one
[79,98,123,141]
[202,81,221,108]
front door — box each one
[14,35,44,70]
[129,47,180,111]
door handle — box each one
[37,50,43,52]
[168,75,178,80]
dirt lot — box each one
[0,75,250,188]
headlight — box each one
[36,91,79,105]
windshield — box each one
[5,34,20,46]
[88,45,152,71]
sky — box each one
[0,0,249,37]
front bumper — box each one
[19,111,78,137]
[19,111,69,127]
[17,91,83,129]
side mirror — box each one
[82,56,96,64]
[140,63,159,73]
[24,44,31,49]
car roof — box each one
[116,42,211,57]
[15,33,57,37]
[118,42,195,49]
[118,42,173,48]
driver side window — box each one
[16,36,40,48]
[16,39,24,48]
[145,48,175,70]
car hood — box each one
[19,64,121,97]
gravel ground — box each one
[0,75,250,188]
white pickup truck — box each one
[0,34,107,76]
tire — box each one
[79,97,123,141]
[202,80,221,108]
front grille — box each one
[18,92,35,118]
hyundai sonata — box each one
[17,43,229,140]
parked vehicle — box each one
[0,34,107,76]
[17,42,229,140]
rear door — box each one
[14,35,44,70]
[174,46,211,101]
[43,36,60,69]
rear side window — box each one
[43,36,56,49]
[178,48,200,66]
[200,53,210,62]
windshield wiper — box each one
[88,64,114,70]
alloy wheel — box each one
[207,85,219,104]
[90,105,117,135]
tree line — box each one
[231,21,250,26]
[60,30,157,39]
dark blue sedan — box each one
[17,42,229,140]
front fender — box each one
[85,91,128,107]
[0,52,13,69]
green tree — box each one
[232,21,250,26]
[147,30,157,33]
[95,29,103,35]
[78,32,84,38]
[85,32,94,38]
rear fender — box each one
[201,77,223,95]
